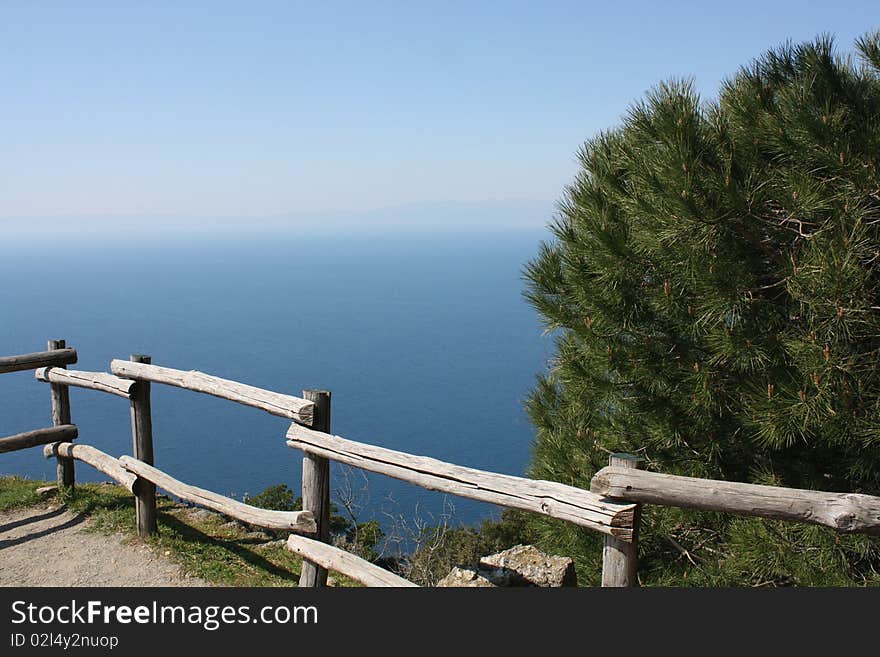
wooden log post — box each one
[299,390,331,587]
[597,453,643,587]
[47,339,75,489]
[129,354,157,537]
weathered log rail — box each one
[286,423,636,540]
[0,348,77,374]
[5,340,880,588]
[43,442,137,493]
[120,456,316,533]
[0,425,77,454]
[36,367,135,399]
[285,534,418,587]
[591,466,880,536]
[110,359,315,425]
[38,443,316,532]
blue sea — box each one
[0,228,551,532]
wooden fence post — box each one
[600,453,643,587]
[299,390,331,587]
[129,354,157,537]
[48,339,74,489]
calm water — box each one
[0,230,550,530]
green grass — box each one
[0,476,358,587]
[0,475,51,512]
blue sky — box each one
[0,1,875,225]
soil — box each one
[0,502,208,587]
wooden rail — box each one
[43,442,137,493]
[591,466,880,535]
[0,348,77,374]
[9,343,880,587]
[286,534,418,587]
[36,367,135,399]
[286,423,636,540]
[111,359,315,426]
[119,456,317,533]
[0,425,78,454]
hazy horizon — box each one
[0,198,557,241]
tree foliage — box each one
[523,33,880,586]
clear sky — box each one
[0,1,875,223]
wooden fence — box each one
[3,340,880,588]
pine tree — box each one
[523,33,880,586]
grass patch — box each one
[0,475,51,512]
[1,476,358,587]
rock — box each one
[479,545,577,587]
[36,485,58,497]
[245,526,274,539]
[437,566,496,587]
[187,508,218,523]
[437,545,577,587]
[221,520,249,532]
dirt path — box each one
[0,502,208,587]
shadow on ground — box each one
[0,505,86,549]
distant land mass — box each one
[2,199,555,241]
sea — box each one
[0,226,553,536]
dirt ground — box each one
[0,502,207,587]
